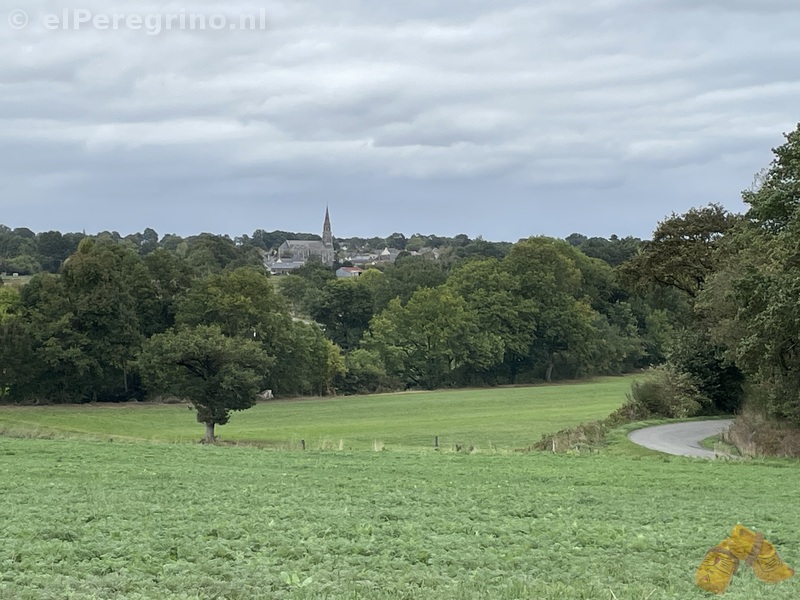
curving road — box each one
[628,419,735,458]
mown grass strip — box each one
[0,377,633,450]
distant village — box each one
[263,208,440,278]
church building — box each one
[274,208,335,269]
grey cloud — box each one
[1,0,798,239]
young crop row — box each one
[0,438,797,599]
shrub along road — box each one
[628,419,735,458]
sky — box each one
[2,0,799,242]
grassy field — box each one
[3,377,795,599]
[0,377,633,450]
[0,437,797,599]
[0,274,33,287]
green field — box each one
[0,377,633,450]
[2,377,797,599]
[0,274,32,287]
[0,437,797,599]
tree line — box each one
[0,238,342,407]
[0,221,669,399]
[0,222,638,277]
[281,237,672,393]
[617,123,800,452]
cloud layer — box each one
[2,0,799,240]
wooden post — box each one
[301,439,306,451]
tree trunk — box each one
[545,361,554,383]
[204,422,216,444]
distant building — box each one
[376,247,402,263]
[269,259,308,275]
[346,254,378,267]
[336,266,364,278]
[267,208,335,274]
[343,247,404,268]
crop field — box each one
[0,437,798,600]
[0,377,632,450]
[1,378,796,599]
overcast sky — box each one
[2,0,799,242]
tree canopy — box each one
[1,205,680,411]
[139,325,272,442]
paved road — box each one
[628,419,735,458]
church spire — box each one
[322,206,332,248]
[321,206,334,266]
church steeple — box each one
[322,206,332,248]
[321,206,334,267]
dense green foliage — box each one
[0,227,84,275]
[285,240,662,389]
[626,366,711,419]
[707,124,800,425]
[0,240,341,416]
[138,325,272,442]
[614,122,800,444]
[619,204,738,300]
[0,285,19,322]
[1,219,668,405]
[366,288,503,389]
[1,436,798,599]
[565,233,643,267]
[0,227,517,278]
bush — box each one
[667,329,744,414]
[530,421,609,453]
[725,407,800,458]
[338,349,399,395]
[626,365,710,419]
[531,366,715,455]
